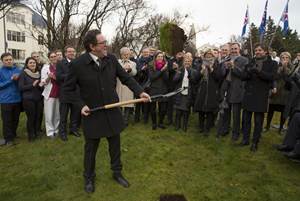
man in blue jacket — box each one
[0,53,21,146]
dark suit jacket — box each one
[56,58,74,103]
[63,53,143,139]
[242,57,278,113]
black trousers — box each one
[283,112,300,149]
[135,102,150,123]
[167,97,174,124]
[217,107,231,136]
[59,102,81,135]
[266,104,286,130]
[23,100,43,140]
[1,103,21,142]
[242,110,264,144]
[83,134,122,180]
[231,103,242,138]
[198,111,214,132]
[150,101,167,125]
[175,109,189,131]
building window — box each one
[6,12,25,25]
[8,49,26,60]
[38,35,44,45]
[7,30,25,42]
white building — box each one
[0,3,47,65]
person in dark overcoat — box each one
[173,53,197,132]
[56,46,81,141]
[194,50,223,134]
[265,52,293,133]
[148,51,169,130]
[18,57,43,141]
[134,48,152,123]
[63,30,150,193]
[241,44,278,152]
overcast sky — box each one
[103,0,299,48]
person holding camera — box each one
[241,44,278,152]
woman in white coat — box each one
[116,47,137,126]
[40,51,60,138]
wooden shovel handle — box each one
[104,98,148,109]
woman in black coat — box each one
[242,44,278,152]
[194,50,223,134]
[173,53,197,132]
[18,57,43,141]
[148,51,169,130]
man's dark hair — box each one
[254,43,268,52]
[83,29,101,52]
[1,52,13,61]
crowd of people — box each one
[0,40,300,158]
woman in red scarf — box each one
[148,51,169,130]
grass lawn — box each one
[0,112,300,201]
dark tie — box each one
[97,58,102,69]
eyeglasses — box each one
[96,40,107,45]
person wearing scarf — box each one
[173,53,197,132]
[116,47,137,126]
[18,57,43,141]
[0,53,21,146]
[265,52,293,133]
[148,51,169,130]
[194,50,223,135]
[40,51,60,138]
[242,44,278,152]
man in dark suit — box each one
[63,29,150,193]
[242,44,278,152]
[56,46,81,141]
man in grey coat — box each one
[220,43,248,141]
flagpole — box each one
[248,6,254,58]
[268,0,289,48]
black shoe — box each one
[199,128,204,133]
[284,152,300,162]
[60,134,68,141]
[84,179,95,193]
[113,174,130,188]
[158,124,166,129]
[239,141,250,146]
[152,124,157,130]
[250,143,258,152]
[231,134,239,142]
[70,131,81,137]
[274,144,293,152]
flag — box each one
[241,6,249,37]
[259,0,268,43]
[280,0,289,36]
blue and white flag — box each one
[259,0,268,43]
[280,0,289,36]
[241,6,249,37]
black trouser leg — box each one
[150,102,157,128]
[1,103,20,142]
[266,105,275,130]
[206,112,214,132]
[70,103,81,132]
[223,105,231,134]
[283,113,300,148]
[198,112,205,131]
[134,103,141,122]
[35,101,43,137]
[232,103,241,139]
[242,110,252,144]
[107,134,122,174]
[38,101,44,132]
[158,102,167,125]
[167,97,174,124]
[59,102,70,136]
[123,107,131,126]
[143,103,150,124]
[182,111,189,132]
[83,138,100,180]
[175,109,182,130]
[252,112,264,144]
[279,111,286,131]
[23,100,37,141]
